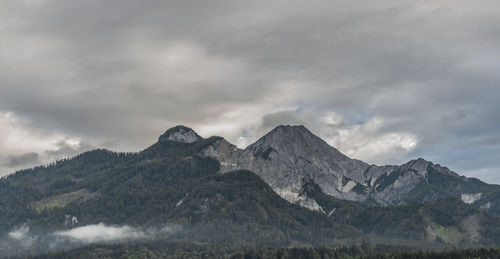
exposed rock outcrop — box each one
[158,125,202,143]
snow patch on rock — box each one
[481,202,491,210]
[167,129,199,143]
[461,193,482,204]
[176,193,189,208]
[342,180,357,193]
[275,188,300,203]
[296,196,324,213]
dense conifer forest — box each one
[32,242,500,259]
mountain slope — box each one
[299,177,500,245]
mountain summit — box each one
[247,125,352,162]
[158,125,202,143]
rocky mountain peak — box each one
[201,124,371,205]
[247,125,350,162]
[405,158,432,172]
[254,125,314,141]
[274,124,308,133]
[158,125,202,143]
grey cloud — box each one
[0,0,499,182]
[3,153,39,168]
[45,140,92,157]
[258,110,307,133]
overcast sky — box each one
[1,0,499,183]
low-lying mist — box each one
[1,223,183,257]
[53,223,146,243]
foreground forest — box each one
[33,242,500,259]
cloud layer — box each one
[1,0,499,182]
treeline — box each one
[31,242,500,259]
[232,247,500,259]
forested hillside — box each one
[1,126,500,257]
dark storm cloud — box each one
[0,0,499,182]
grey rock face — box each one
[242,125,372,203]
[201,125,484,209]
[158,126,202,143]
[204,126,368,203]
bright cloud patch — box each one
[53,223,145,243]
[319,113,418,164]
[8,225,30,240]
[8,225,35,247]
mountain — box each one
[203,125,368,210]
[1,125,500,257]
[0,128,355,256]
[203,125,497,209]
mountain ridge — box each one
[191,124,494,209]
[2,124,500,257]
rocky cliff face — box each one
[201,125,489,209]
[158,125,202,143]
